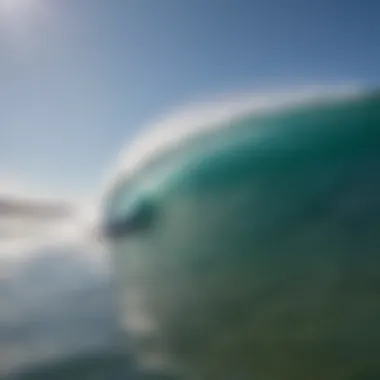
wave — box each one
[101,85,374,214]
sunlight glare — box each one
[0,0,37,22]
[0,0,49,46]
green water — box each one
[106,91,380,379]
[106,91,380,220]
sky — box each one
[0,0,380,253]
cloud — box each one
[0,178,97,259]
[0,198,72,219]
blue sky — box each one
[1,0,379,199]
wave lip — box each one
[103,84,366,200]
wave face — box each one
[104,89,380,379]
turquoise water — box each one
[106,91,380,379]
[105,91,380,224]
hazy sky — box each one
[1,0,379,200]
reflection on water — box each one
[0,245,148,380]
[8,350,176,380]
[8,350,134,380]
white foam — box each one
[99,84,367,211]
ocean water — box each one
[105,90,380,379]
[0,245,177,380]
[0,246,118,379]
[2,90,380,379]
